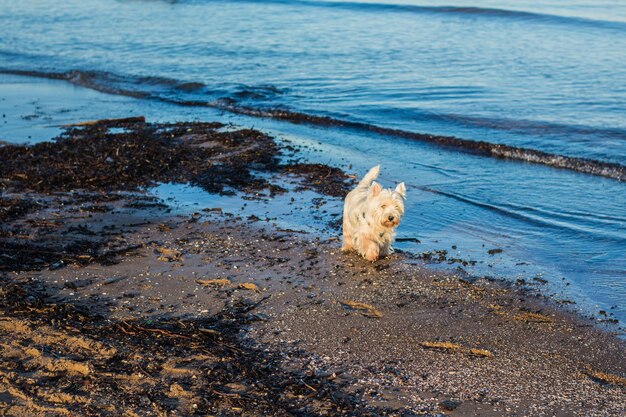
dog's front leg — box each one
[380,239,393,256]
[362,237,380,262]
[341,237,353,252]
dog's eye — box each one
[381,205,387,209]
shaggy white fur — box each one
[341,165,406,261]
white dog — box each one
[342,165,406,261]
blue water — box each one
[0,1,624,328]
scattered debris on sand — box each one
[340,300,384,318]
[419,341,493,357]
[0,283,373,416]
[1,117,624,416]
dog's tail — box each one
[357,165,380,188]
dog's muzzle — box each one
[382,216,400,228]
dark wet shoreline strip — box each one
[3,68,625,182]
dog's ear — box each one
[368,181,382,198]
[395,182,406,198]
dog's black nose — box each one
[388,215,394,221]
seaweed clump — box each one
[0,117,281,195]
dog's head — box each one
[367,181,406,228]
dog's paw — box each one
[341,244,352,252]
[364,253,378,262]
[365,245,379,262]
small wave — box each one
[233,84,285,100]
[428,112,626,142]
[207,102,626,182]
[498,202,626,226]
[2,69,151,99]
[213,0,626,32]
[0,68,214,98]
[421,187,626,242]
[2,68,625,182]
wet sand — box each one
[1,116,624,416]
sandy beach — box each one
[1,111,624,417]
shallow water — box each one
[2,0,626,163]
[0,0,624,329]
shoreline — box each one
[2,68,625,181]
[1,117,624,416]
[2,71,624,327]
